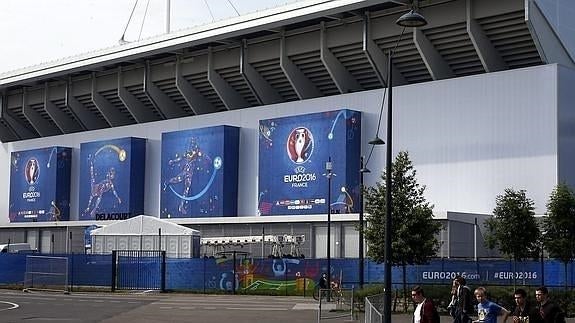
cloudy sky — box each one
[0,0,302,74]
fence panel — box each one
[112,250,166,291]
[1,255,575,291]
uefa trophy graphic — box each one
[288,127,313,164]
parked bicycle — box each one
[313,279,341,302]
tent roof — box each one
[91,215,200,236]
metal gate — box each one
[111,250,166,292]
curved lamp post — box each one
[325,157,333,292]
[369,4,427,322]
[359,156,370,289]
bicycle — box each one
[313,282,342,302]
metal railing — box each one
[364,293,384,323]
[317,287,355,321]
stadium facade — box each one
[0,0,574,259]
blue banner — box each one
[258,109,361,215]
[9,147,72,222]
[160,126,240,218]
[78,137,146,220]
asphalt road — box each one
[10,289,566,323]
[0,289,349,323]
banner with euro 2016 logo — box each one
[9,147,72,222]
[258,109,361,216]
[78,137,146,221]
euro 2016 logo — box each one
[25,158,40,185]
[286,127,314,164]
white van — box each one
[0,243,34,253]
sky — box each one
[0,0,303,74]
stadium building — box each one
[0,0,574,259]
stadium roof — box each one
[0,0,573,142]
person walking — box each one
[534,286,565,323]
[411,285,440,323]
[318,272,328,290]
[453,276,474,323]
[474,287,510,323]
[511,288,536,323]
[448,279,458,319]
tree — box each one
[484,188,540,261]
[364,151,441,311]
[543,183,575,288]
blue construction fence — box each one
[1,254,574,292]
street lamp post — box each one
[540,230,546,286]
[359,156,370,289]
[325,157,333,292]
[368,48,397,323]
[369,5,427,322]
[383,51,394,323]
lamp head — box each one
[360,167,371,174]
[396,9,427,28]
[368,136,385,145]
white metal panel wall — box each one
[0,65,563,223]
[343,225,359,258]
[129,236,140,250]
[117,236,129,250]
[398,65,558,216]
[315,226,327,259]
[166,236,178,257]
[534,0,575,63]
[142,236,155,250]
[93,236,103,253]
[26,230,38,250]
[180,236,191,257]
[39,230,52,253]
[105,236,116,252]
[89,234,198,256]
[314,226,339,258]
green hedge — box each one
[354,284,575,317]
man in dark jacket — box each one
[534,286,565,323]
[453,276,473,323]
[412,285,440,323]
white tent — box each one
[90,215,201,258]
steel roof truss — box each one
[363,13,407,87]
[279,35,321,100]
[144,61,187,119]
[44,83,83,134]
[413,28,455,80]
[466,0,506,72]
[240,39,283,105]
[0,121,17,142]
[117,67,158,123]
[175,56,215,115]
[91,73,129,127]
[320,22,362,93]
[0,94,19,141]
[2,109,35,140]
[22,88,61,137]
[207,49,249,110]
[66,81,106,131]
[525,0,575,68]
